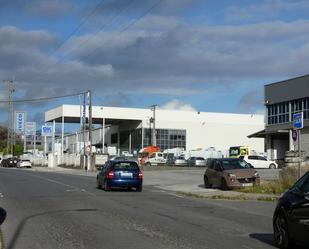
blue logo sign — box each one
[293,112,303,129]
[15,111,25,134]
[41,125,53,137]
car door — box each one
[289,173,309,243]
[257,156,269,168]
[206,160,216,185]
[247,156,259,168]
[212,161,223,187]
[98,163,109,184]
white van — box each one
[144,152,166,166]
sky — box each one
[1,0,309,129]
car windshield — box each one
[113,162,139,171]
[221,160,250,170]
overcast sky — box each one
[1,0,309,127]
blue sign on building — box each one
[41,125,53,137]
[293,112,303,129]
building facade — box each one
[45,105,265,156]
[253,75,309,160]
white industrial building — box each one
[45,105,265,157]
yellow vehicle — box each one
[229,146,250,158]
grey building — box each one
[249,75,309,160]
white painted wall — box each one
[45,105,265,154]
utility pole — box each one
[88,90,93,171]
[150,105,157,146]
[7,80,14,155]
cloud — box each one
[159,99,196,111]
[226,0,309,22]
[238,89,263,113]
[0,0,75,18]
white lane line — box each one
[15,171,96,197]
[167,192,185,198]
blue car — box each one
[96,160,143,192]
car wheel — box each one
[204,176,211,188]
[269,164,276,169]
[136,185,142,192]
[104,180,110,191]
[273,213,293,249]
[221,178,229,190]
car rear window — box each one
[112,162,139,171]
[196,157,205,160]
[22,160,30,162]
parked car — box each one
[144,152,166,166]
[206,158,215,168]
[173,156,188,166]
[240,155,278,169]
[188,157,206,167]
[203,158,260,190]
[1,157,18,167]
[273,171,309,249]
[96,160,143,191]
[17,159,32,168]
[0,207,6,225]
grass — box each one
[235,178,295,195]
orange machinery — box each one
[139,146,160,165]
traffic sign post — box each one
[293,112,303,179]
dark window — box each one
[111,133,118,144]
[257,156,267,161]
[248,156,258,160]
[112,162,139,171]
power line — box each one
[0,91,87,103]
[30,0,106,80]
[63,0,136,57]
[80,0,164,62]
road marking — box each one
[0,193,3,198]
[167,192,185,198]
[14,171,97,197]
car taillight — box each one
[107,171,114,179]
[138,171,143,179]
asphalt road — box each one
[0,168,280,249]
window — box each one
[111,133,118,144]
[291,99,303,121]
[304,98,309,120]
[214,161,222,171]
[248,156,258,160]
[257,156,267,161]
[113,162,139,170]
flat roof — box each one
[45,105,264,126]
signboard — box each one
[293,112,303,129]
[25,122,36,136]
[15,111,26,134]
[41,125,53,137]
[292,129,298,142]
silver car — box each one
[188,157,206,167]
[173,157,188,166]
